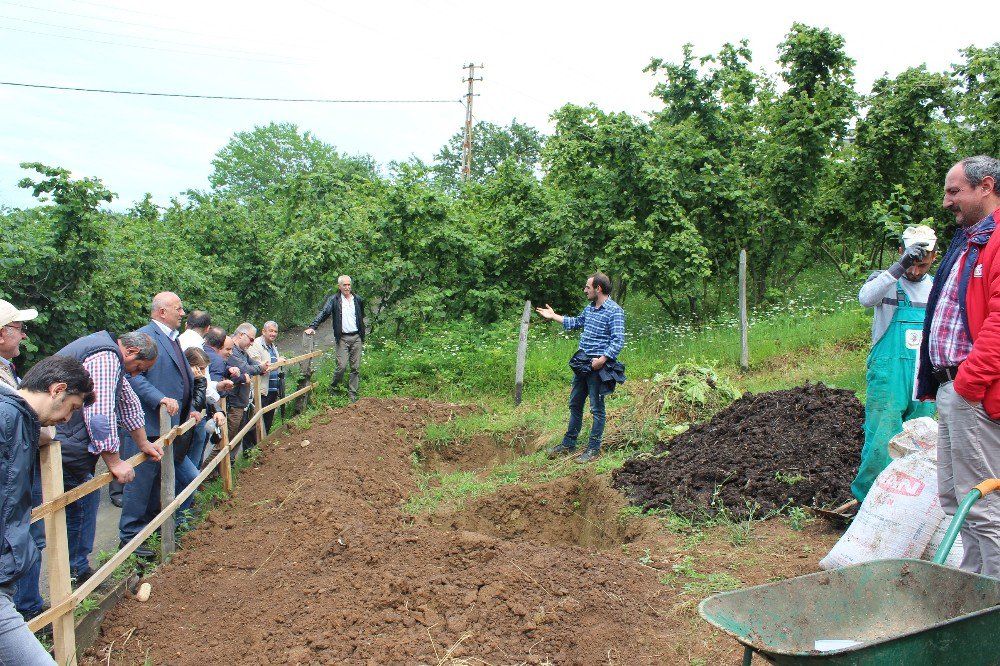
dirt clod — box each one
[613,383,863,519]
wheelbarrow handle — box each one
[934,478,1000,564]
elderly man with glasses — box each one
[0,300,35,390]
[222,323,269,457]
[0,301,47,628]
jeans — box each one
[0,585,55,664]
[13,464,44,618]
[186,422,208,470]
[561,370,606,453]
[262,391,278,433]
[119,434,200,544]
[64,469,99,577]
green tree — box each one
[433,119,544,189]
[16,163,115,352]
[951,43,1000,157]
[209,122,348,203]
[821,66,953,274]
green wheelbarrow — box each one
[699,479,1000,665]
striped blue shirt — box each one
[563,298,625,359]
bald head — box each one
[151,292,184,331]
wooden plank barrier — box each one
[159,407,176,561]
[24,350,321,665]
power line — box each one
[0,80,462,104]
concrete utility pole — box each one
[461,62,483,182]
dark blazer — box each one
[310,293,365,342]
[128,321,194,438]
[203,344,228,383]
[224,345,262,410]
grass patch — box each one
[659,555,743,595]
[403,469,519,514]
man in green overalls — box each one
[852,225,938,501]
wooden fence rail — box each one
[25,349,322,664]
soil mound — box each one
[422,474,649,550]
[83,398,672,665]
[612,383,863,519]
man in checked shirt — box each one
[53,330,164,583]
[536,272,625,463]
[917,155,1000,577]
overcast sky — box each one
[1,1,997,210]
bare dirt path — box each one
[83,398,840,665]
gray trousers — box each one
[937,381,1000,577]
[0,585,55,665]
[333,334,362,401]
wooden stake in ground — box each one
[296,332,316,415]
[39,440,77,665]
[219,396,234,494]
[739,248,749,372]
[254,374,264,445]
[514,299,531,406]
[159,405,176,560]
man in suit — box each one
[305,275,365,402]
[118,292,203,556]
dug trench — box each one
[83,398,843,665]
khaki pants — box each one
[334,333,363,401]
[226,405,253,459]
[937,381,1000,577]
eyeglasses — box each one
[4,322,27,334]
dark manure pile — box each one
[612,383,863,520]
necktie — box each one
[169,335,191,407]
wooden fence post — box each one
[739,248,749,372]
[296,333,316,416]
[219,396,233,494]
[514,300,531,406]
[253,375,264,445]
[159,405,176,560]
[39,440,76,665]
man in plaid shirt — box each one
[54,330,164,582]
[536,272,625,463]
[916,155,1000,576]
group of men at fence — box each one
[0,272,371,662]
[0,290,293,664]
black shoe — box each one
[121,540,156,560]
[21,605,52,638]
[546,444,576,459]
[575,449,600,464]
[109,495,123,508]
[71,567,95,586]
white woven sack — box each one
[820,453,942,570]
[888,416,939,461]
[921,514,965,568]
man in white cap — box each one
[852,225,938,501]
[0,300,38,390]
[0,300,46,627]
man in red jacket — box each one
[916,155,1000,577]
